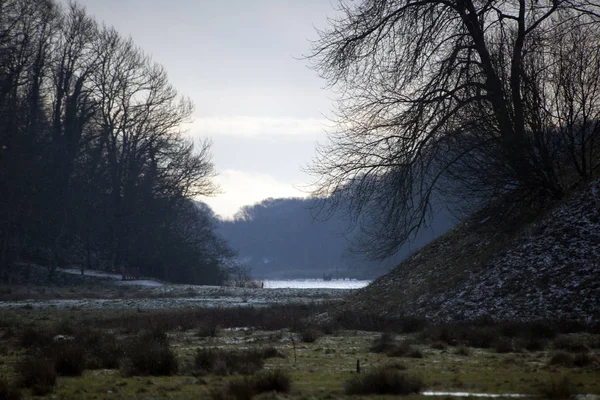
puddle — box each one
[422,392,533,398]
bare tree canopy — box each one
[309,0,600,259]
[0,0,229,284]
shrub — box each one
[121,333,178,376]
[387,340,423,358]
[0,377,21,400]
[18,326,54,349]
[197,323,220,338]
[225,377,255,400]
[16,356,56,396]
[252,369,291,394]
[299,328,321,343]
[454,345,471,356]
[430,341,448,350]
[218,369,292,400]
[494,337,517,353]
[81,330,122,370]
[553,335,589,352]
[523,337,548,352]
[50,343,87,376]
[549,352,574,367]
[462,326,498,348]
[194,347,282,376]
[573,352,598,367]
[345,368,423,395]
[370,332,396,353]
[539,376,576,399]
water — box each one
[262,279,371,289]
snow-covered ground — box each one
[352,179,600,322]
[0,268,354,310]
[57,268,164,287]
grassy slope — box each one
[348,180,600,322]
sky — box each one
[65,0,338,219]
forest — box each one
[0,0,234,285]
[218,197,455,279]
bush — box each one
[218,369,292,400]
[194,347,282,376]
[370,332,396,353]
[0,377,21,400]
[299,328,322,343]
[18,326,54,349]
[16,356,56,396]
[454,345,471,356]
[539,376,576,399]
[549,352,574,367]
[80,330,122,370]
[553,335,590,352]
[345,368,423,395]
[225,377,255,400]
[573,352,598,367]
[197,323,220,338]
[387,340,423,358]
[523,337,548,352]
[50,343,87,376]
[430,341,448,350]
[494,337,517,353]
[252,369,291,394]
[121,333,178,376]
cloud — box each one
[185,116,330,138]
[199,170,309,219]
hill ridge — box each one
[349,179,600,322]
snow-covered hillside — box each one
[350,180,600,322]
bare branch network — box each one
[308,0,600,259]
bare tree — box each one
[309,0,600,259]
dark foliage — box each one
[0,0,229,285]
[370,332,396,354]
[49,343,87,376]
[299,328,322,343]
[0,378,21,400]
[494,337,518,354]
[16,357,56,396]
[252,369,292,394]
[345,368,423,395]
[194,347,283,376]
[18,326,55,349]
[121,333,178,376]
[215,369,292,400]
[95,303,330,333]
[553,335,590,353]
[539,376,576,399]
[386,340,424,359]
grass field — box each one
[0,304,598,399]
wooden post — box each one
[356,359,360,374]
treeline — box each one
[0,1,233,284]
[218,197,455,279]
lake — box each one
[262,279,371,289]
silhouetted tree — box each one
[0,0,229,284]
[309,0,600,258]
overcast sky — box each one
[66,0,337,218]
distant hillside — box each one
[345,179,600,322]
[217,197,456,279]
